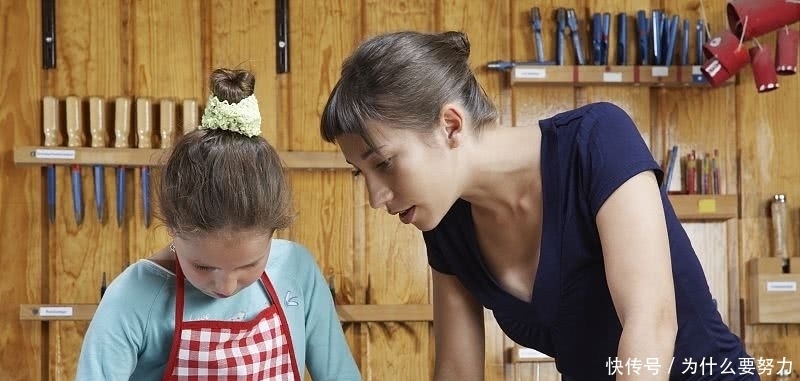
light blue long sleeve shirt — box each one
[76,239,361,381]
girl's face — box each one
[172,231,272,299]
[336,118,463,231]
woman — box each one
[76,68,361,380]
[319,31,756,380]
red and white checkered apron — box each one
[161,261,300,381]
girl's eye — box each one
[194,264,214,271]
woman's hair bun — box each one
[441,31,470,60]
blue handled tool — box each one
[601,13,611,65]
[556,8,566,65]
[636,10,649,65]
[592,13,603,65]
[566,8,585,65]
[89,97,106,223]
[664,15,680,66]
[696,20,705,65]
[531,7,546,63]
[42,96,60,224]
[114,98,131,227]
[651,10,663,65]
[65,97,84,226]
[681,19,690,65]
[617,13,628,65]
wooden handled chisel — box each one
[136,98,153,228]
[65,96,85,226]
[42,96,60,224]
[89,97,107,223]
[182,99,198,135]
[114,98,131,227]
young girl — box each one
[76,68,361,381]
[320,31,756,380]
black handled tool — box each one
[636,10,649,65]
[601,13,611,65]
[592,13,603,65]
[617,13,628,65]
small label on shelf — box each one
[651,66,669,77]
[38,306,74,317]
[34,149,76,160]
[517,347,552,360]
[602,72,623,82]
[691,65,703,75]
[514,67,546,79]
[697,199,717,213]
[766,281,797,292]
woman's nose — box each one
[366,177,392,209]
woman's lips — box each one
[399,206,416,224]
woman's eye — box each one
[194,265,214,271]
[376,159,392,170]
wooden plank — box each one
[737,17,800,366]
[441,1,511,379]
[360,2,435,380]
[41,1,129,379]
[511,65,730,86]
[19,303,432,323]
[289,0,362,152]
[129,0,201,270]
[0,1,43,380]
[338,304,433,322]
[14,146,350,169]
[206,0,277,144]
[668,194,738,221]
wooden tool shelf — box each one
[13,146,349,169]
[668,194,738,221]
[19,303,433,323]
[14,146,737,221]
[509,65,733,87]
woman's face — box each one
[336,119,463,231]
[172,231,272,299]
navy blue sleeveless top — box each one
[423,102,755,380]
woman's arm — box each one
[432,269,485,381]
[596,171,678,381]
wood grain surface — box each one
[3,0,800,380]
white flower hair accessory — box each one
[200,94,262,137]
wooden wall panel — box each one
[288,1,362,152]
[360,2,435,380]
[0,2,43,380]
[439,1,512,379]
[510,0,577,129]
[5,1,800,380]
[129,0,201,263]
[738,44,800,378]
[207,0,277,144]
[41,1,127,379]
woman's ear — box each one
[441,103,465,148]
